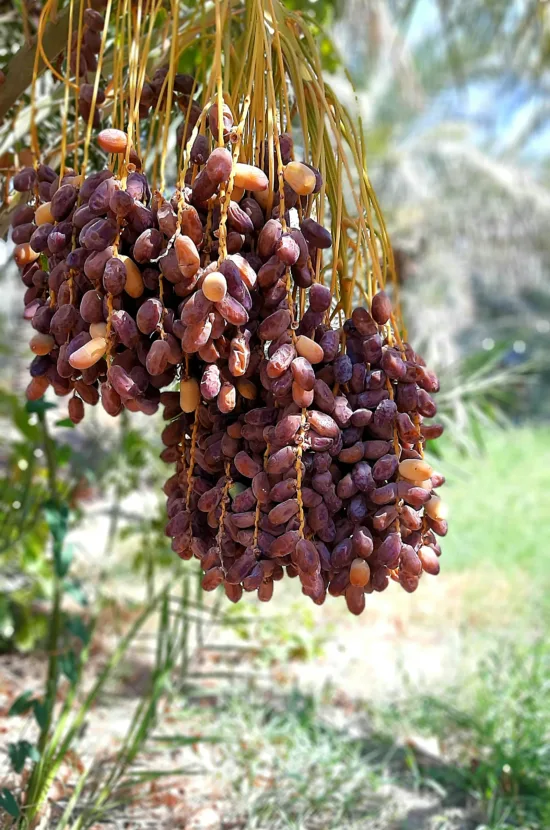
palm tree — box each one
[328,0,550,422]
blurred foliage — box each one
[0,374,170,650]
[375,637,550,829]
[230,600,330,666]
[428,342,537,456]
[119,505,175,598]
[0,393,69,651]
[324,1,550,420]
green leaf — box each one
[154,7,167,28]
[55,418,76,429]
[32,700,48,731]
[65,615,91,645]
[60,650,79,686]
[0,788,20,819]
[8,691,35,717]
[228,482,247,500]
[8,740,40,774]
[55,444,72,466]
[121,429,149,467]
[55,542,74,579]
[178,43,200,75]
[319,35,339,72]
[12,406,40,441]
[63,579,88,607]
[25,400,56,415]
[43,501,69,544]
[43,501,70,576]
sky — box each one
[405,0,550,165]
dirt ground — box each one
[0,563,494,830]
[0,481,504,830]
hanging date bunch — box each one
[9,0,447,614]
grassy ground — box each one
[204,643,550,829]
[202,425,550,829]
[3,426,549,829]
[436,425,550,628]
[442,426,550,576]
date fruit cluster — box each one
[11,87,447,613]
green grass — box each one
[441,426,550,577]
[211,691,385,830]
[372,637,550,830]
[192,426,550,830]
[4,423,549,829]
[196,636,550,829]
